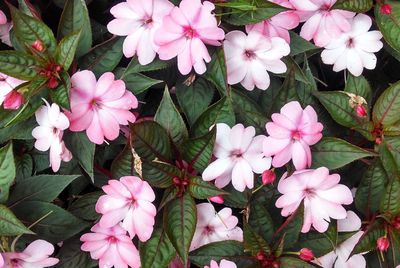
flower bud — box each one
[375,137,382,145]
[47,77,59,89]
[377,236,390,252]
[392,216,400,230]
[356,105,367,118]
[209,195,224,204]
[299,248,314,261]
[31,40,44,52]
[3,91,24,110]
[262,170,276,185]
[380,4,392,14]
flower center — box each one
[304,188,315,198]
[346,38,355,48]
[204,225,214,235]
[183,26,197,39]
[244,50,256,60]
[291,130,302,140]
[321,4,331,11]
[107,236,118,243]
[231,149,243,158]
[142,17,153,27]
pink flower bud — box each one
[47,77,59,89]
[356,105,367,118]
[377,237,390,252]
[380,4,392,14]
[209,195,224,204]
[262,170,276,185]
[3,91,24,110]
[299,248,314,261]
[31,40,44,52]
[392,216,400,230]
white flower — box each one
[202,123,272,192]
[321,14,383,77]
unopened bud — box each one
[31,40,44,52]
[209,195,224,204]
[392,216,400,230]
[3,91,24,110]
[47,77,59,89]
[375,138,382,145]
[380,4,392,14]
[262,170,276,185]
[356,105,367,118]
[377,237,390,252]
[299,248,314,261]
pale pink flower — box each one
[202,123,272,192]
[68,71,138,144]
[1,240,59,268]
[107,0,174,65]
[275,167,353,233]
[290,0,355,47]
[154,0,225,75]
[3,91,24,110]
[190,203,243,251]
[0,73,25,108]
[205,259,237,268]
[224,30,290,91]
[32,101,72,172]
[96,176,156,241]
[321,14,383,77]
[316,211,366,268]
[0,255,3,267]
[0,10,11,47]
[245,0,300,43]
[263,101,323,170]
[0,10,6,25]
[80,223,140,268]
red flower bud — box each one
[209,195,224,204]
[375,137,382,145]
[173,177,181,186]
[256,251,265,261]
[299,248,315,261]
[377,237,390,252]
[380,4,392,14]
[393,216,400,230]
[47,77,59,89]
[356,105,367,118]
[31,40,44,52]
[262,170,276,185]
[3,91,24,110]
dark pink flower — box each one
[299,248,314,261]
[377,237,390,252]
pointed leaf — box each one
[380,178,400,215]
[49,71,71,109]
[372,80,400,126]
[142,160,181,188]
[56,30,81,70]
[69,191,102,221]
[0,51,38,80]
[345,74,372,103]
[244,221,270,255]
[333,0,373,12]
[375,0,400,54]
[249,203,275,242]
[0,204,33,236]
[0,143,15,203]
[188,177,227,200]
[204,48,228,94]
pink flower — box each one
[263,101,323,170]
[96,176,156,241]
[202,123,272,192]
[0,22,11,46]
[205,259,237,268]
[321,14,383,77]
[0,255,3,267]
[32,101,72,172]
[290,0,355,47]
[299,248,314,261]
[316,211,366,267]
[190,203,243,251]
[154,0,225,75]
[275,167,353,233]
[68,71,138,144]
[1,240,59,268]
[107,0,174,65]
[0,10,6,25]
[245,0,300,43]
[224,30,289,91]
[0,73,25,108]
[80,223,140,268]
[377,237,390,252]
[3,91,24,110]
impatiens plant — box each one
[0,0,400,268]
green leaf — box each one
[15,154,33,181]
[345,74,372,103]
[312,137,376,170]
[192,97,235,137]
[110,143,136,178]
[271,66,298,113]
[139,228,176,268]
[225,0,287,25]
[69,191,102,221]
[155,87,188,144]
[176,78,215,126]
[56,237,96,268]
[276,205,304,248]
[375,0,400,54]
[249,203,275,242]
[188,177,227,200]
[121,72,163,95]
[0,204,33,236]
[12,200,89,243]
[122,58,171,75]
[352,221,385,254]
[222,184,249,209]
[244,221,270,255]
[58,0,92,57]
[190,241,249,267]
[142,160,181,188]
[380,178,400,215]
[78,37,124,76]
[181,127,216,173]
[280,257,315,268]
[9,4,57,53]
[314,91,368,128]
[64,131,95,181]
[0,51,38,80]
[355,161,388,215]
[130,121,173,162]
[204,48,228,94]
[56,30,81,70]
[378,140,399,178]
[164,193,197,264]
[0,143,15,203]
[372,80,400,126]
[231,88,267,133]
[383,137,400,175]
[289,32,319,56]
[7,175,79,207]
[49,71,71,109]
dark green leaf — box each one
[0,51,38,80]
[0,143,15,203]
[289,32,319,56]
[188,177,227,200]
[280,257,315,268]
[121,72,163,95]
[56,30,81,70]
[276,205,304,248]
[352,221,385,254]
[142,160,181,188]
[345,74,372,104]
[49,71,71,109]
[15,154,33,181]
[0,204,33,236]
[122,58,171,75]
[204,48,228,94]
[380,178,400,215]
[69,191,102,221]
[249,203,275,242]
[244,222,270,255]
[375,0,400,53]
[56,237,97,268]
[110,143,136,178]
[222,184,249,209]
[372,80,400,126]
